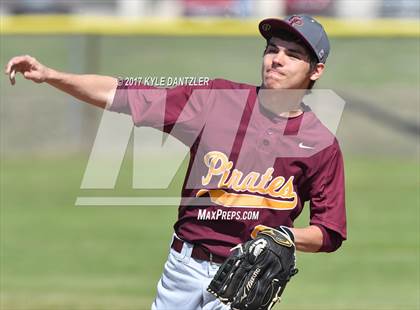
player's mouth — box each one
[266,69,286,80]
[268,68,286,75]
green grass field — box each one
[1,34,419,309]
[0,156,419,310]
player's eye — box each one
[266,47,278,54]
[288,53,301,60]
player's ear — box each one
[309,63,325,82]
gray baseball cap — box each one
[259,15,330,64]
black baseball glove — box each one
[207,225,298,310]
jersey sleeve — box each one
[308,140,347,240]
[109,81,214,146]
[313,223,344,252]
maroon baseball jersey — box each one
[110,79,346,258]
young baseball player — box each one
[6,15,346,310]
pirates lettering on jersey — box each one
[196,151,297,210]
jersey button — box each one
[262,139,270,146]
[266,128,274,135]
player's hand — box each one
[4,55,50,85]
[208,225,298,310]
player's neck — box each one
[258,87,305,118]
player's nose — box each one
[272,50,286,67]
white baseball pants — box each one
[151,237,230,310]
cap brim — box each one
[259,18,316,61]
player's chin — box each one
[263,77,286,89]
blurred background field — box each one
[1,157,418,310]
[1,0,419,309]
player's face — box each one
[261,37,314,89]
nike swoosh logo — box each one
[298,142,315,149]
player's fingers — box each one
[5,58,16,74]
[5,58,27,85]
[22,70,38,80]
[23,70,46,84]
[5,56,24,74]
[6,62,26,85]
[9,69,16,85]
[23,70,39,80]
[5,55,32,74]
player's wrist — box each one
[44,67,58,82]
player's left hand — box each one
[207,225,298,310]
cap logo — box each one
[288,16,304,27]
[318,49,325,59]
[261,23,271,32]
